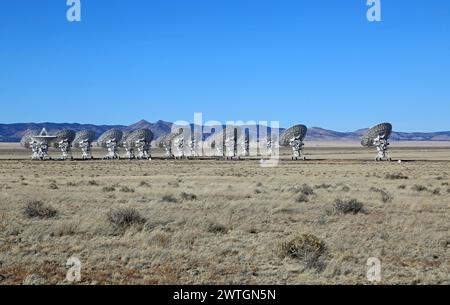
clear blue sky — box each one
[0,0,449,132]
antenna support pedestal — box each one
[374,137,392,161]
[290,136,306,161]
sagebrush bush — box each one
[279,234,327,271]
[161,194,178,203]
[432,188,441,195]
[139,181,150,187]
[412,185,427,192]
[341,186,350,192]
[295,194,309,203]
[120,186,135,193]
[107,208,145,229]
[370,187,393,203]
[315,183,332,189]
[206,222,228,234]
[23,201,57,219]
[290,184,314,196]
[385,173,409,180]
[102,186,116,192]
[180,192,197,201]
[88,180,98,186]
[333,198,364,215]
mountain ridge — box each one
[0,120,449,142]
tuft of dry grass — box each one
[119,186,135,193]
[290,184,314,196]
[161,194,178,203]
[412,185,428,192]
[139,181,150,187]
[23,201,58,219]
[102,186,116,192]
[207,222,228,234]
[279,234,327,271]
[180,192,197,201]
[385,172,409,180]
[370,187,393,203]
[295,194,309,203]
[333,198,364,215]
[48,183,58,190]
[107,208,145,230]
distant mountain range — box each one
[0,120,449,142]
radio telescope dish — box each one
[20,129,40,149]
[280,124,308,160]
[74,130,96,147]
[98,129,123,159]
[97,129,124,148]
[159,128,184,159]
[54,129,76,144]
[122,129,154,160]
[74,130,96,159]
[280,125,308,146]
[361,123,392,147]
[361,123,393,161]
[26,128,57,160]
[124,129,154,146]
[53,129,76,160]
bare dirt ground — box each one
[0,143,449,284]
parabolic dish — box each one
[73,130,96,147]
[97,129,124,148]
[54,129,76,144]
[20,129,40,149]
[158,128,184,148]
[361,123,392,147]
[279,124,308,146]
[124,129,154,147]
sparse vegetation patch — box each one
[333,198,364,215]
[23,201,57,219]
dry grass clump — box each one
[48,182,58,190]
[412,185,428,192]
[23,201,58,219]
[107,208,145,229]
[119,186,135,193]
[279,234,327,271]
[385,172,409,180]
[161,194,178,203]
[290,184,314,196]
[102,186,116,192]
[295,194,309,203]
[180,192,197,201]
[333,198,364,215]
[431,188,441,195]
[206,222,228,234]
[315,183,332,189]
[88,180,98,186]
[139,181,150,187]
[370,187,393,203]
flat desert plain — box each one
[0,142,449,284]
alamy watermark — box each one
[367,0,382,22]
[66,0,81,22]
[66,1,381,23]
[169,113,280,167]
[366,257,382,283]
[66,257,82,282]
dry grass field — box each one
[0,143,449,285]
